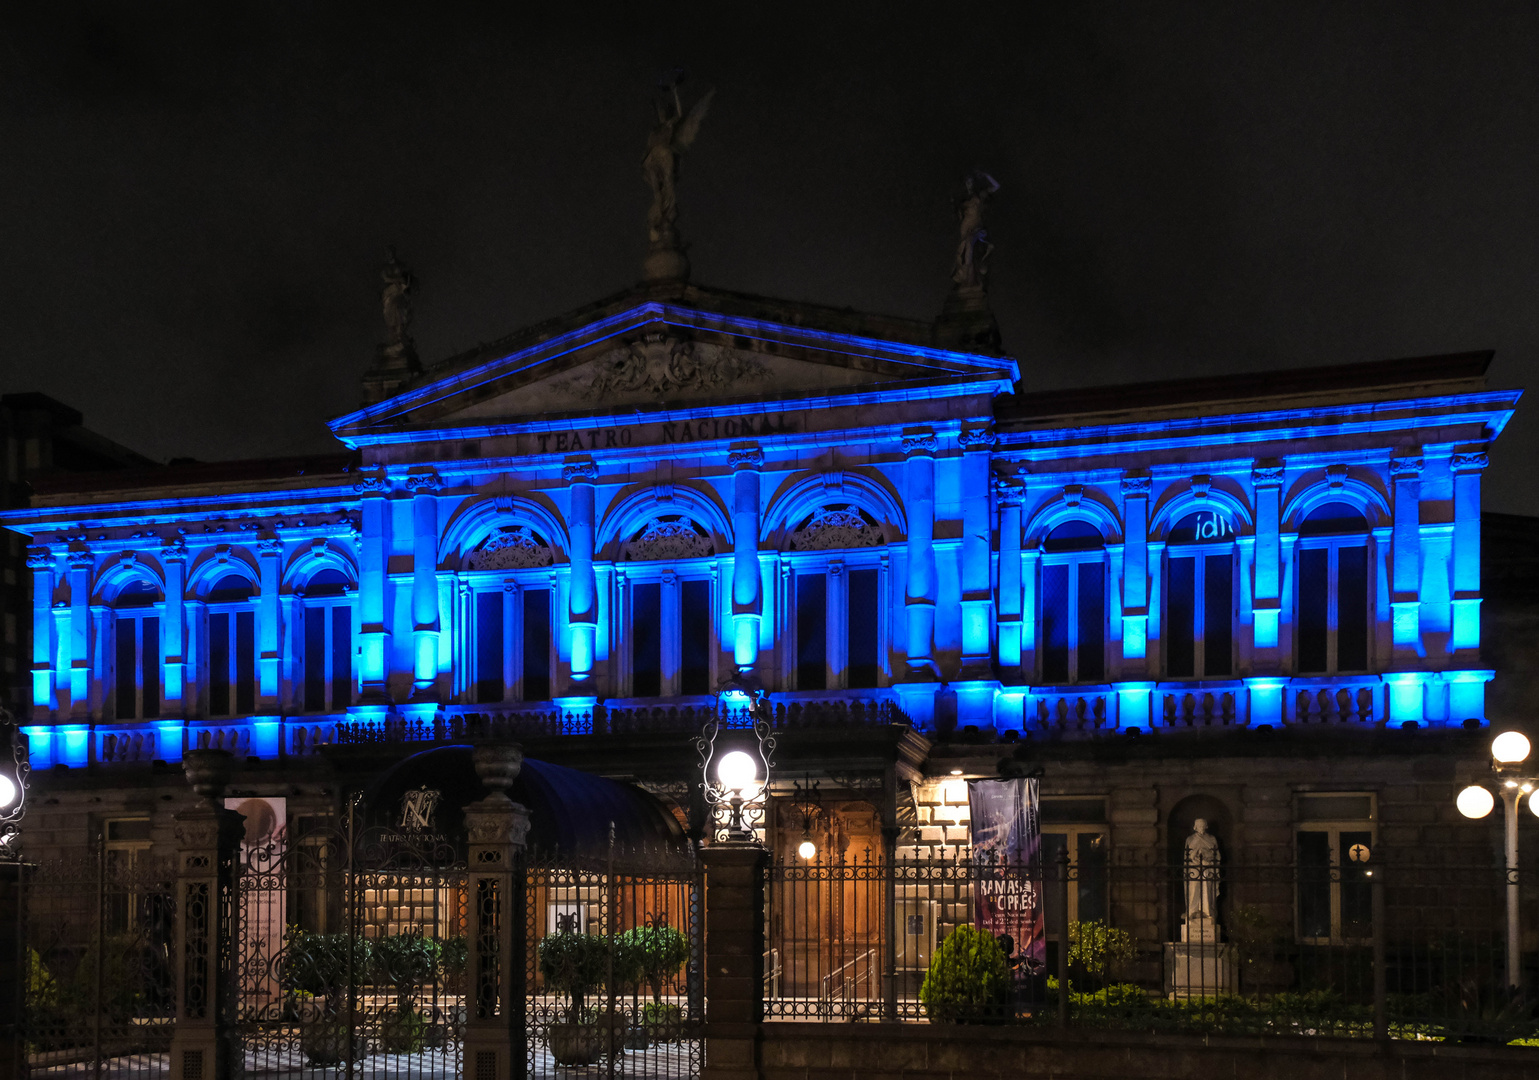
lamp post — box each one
[1456,729,1536,989]
[698,682,775,843]
[0,712,31,860]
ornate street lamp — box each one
[1456,729,1535,988]
[0,711,31,860]
[698,681,775,843]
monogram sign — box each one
[1169,511,1235,544]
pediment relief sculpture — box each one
[466,526,554,571]
[620,515,715,562]
[788,505,885,551]
[591,334,767,401]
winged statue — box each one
[643,79,716,248]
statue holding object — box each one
[641,72,715,281]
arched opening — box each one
[1297,501,1370,674]
[1041,521,1106,684]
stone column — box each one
[257,538,283,708]
[1119,475,1151,669]
[902,429,938,677]
[958,426,994,675]
[729,445,763,674]
[0,860,21,1080]
[407,473,443,698]
[162,540,188,716]
[826,560,847,688]
[1450,449,1487,655]
[994,480,1023,675]
[67,550,92,719]
[699,842,767,1080]
[463,743,533,1080]
[170,749,244,1080]
[355,474,391,703]
[1251,462,1284,656]
[26,549,55,718]
[1390,456,1424,662]
[564,459,599,683]
[661,570,681,695]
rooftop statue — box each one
[642,73,714,280]
[381,247,415,349]
[952,170,1000,290]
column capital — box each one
[404,471,443,494]
[353,472,389,495]
[26,548,55,572]
[957,424,994,452]
[562,457,598,483]
[1119,474,1152,497]
[1389,455,1425,479]
[901,428,938,457]
[257,537,284,557]
[728,443,764,470]
[1451,450,1489,473]
[993,477,1025,507]
[1251,462,1285,487]
[162,538,190,564]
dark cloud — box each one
[2,2,1535,508]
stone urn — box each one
[547,1022,604,1066]
[472,743,523,800]
[182,748,235,802]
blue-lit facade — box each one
[1,290,1518,783]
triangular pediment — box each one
[330,289,1018,445]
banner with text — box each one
[967,777,1044,974]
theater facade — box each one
[1,277,1522,928]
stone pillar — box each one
[0,860,21,1080]
[1251,462,1284,656]
[995,481,1023,675]
[1388,456,1423,662]
[958,426,994,675]
[902,429,937,677]
[564,459,599,683]
[171,749,244,1080]
[826,560,847,687]
[463,743,533,1080]
[1450,449,1487,655]
[257,538,283,708]
[661,570,681,695]
[699,842,767,1080]
[26,549,56,718]
[729,445,763,673]
[407,473,443,698]
[162,540,188,716]
[1117,475,1151,671]
[67,550,92,719]
[355,474,391,703]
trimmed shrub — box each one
[919,925,1011,1024]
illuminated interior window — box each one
[300,569,353,712]
[1040,521,1106,684]
[1296,502,1370,674]
[1165,511,1236,678]
[1295,792,1376,943]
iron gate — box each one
[237,800,468,1080]
[525,843,703,1080]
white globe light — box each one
[1528,790,1539,818]
[1457,785,1495,819]
[0,775,15,811]
[797,839,817,860]
[716,751,758,793]
[1492,731,1532,765]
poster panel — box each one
[967,777,1044,974]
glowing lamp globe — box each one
[797,839,817,860]
[1529,790,1539,819]
[0,775,15,811]
[1457,785,1495,819]
[1492,731,1532,765]
[717,751,758,794]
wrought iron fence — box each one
[765,850,1531,1042]
[524,843,704,1080]
[24,846,178,1080]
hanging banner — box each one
[967,777,1044,974]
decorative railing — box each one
[1027,687,1117,732]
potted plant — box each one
[371,933,443,1053]
[282,930,372,1065]
[919,925,1011,1024]
[1066,920,1137,994]
[537,931,611,1066]
[618,925,690,1042]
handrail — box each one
[819,948,877,1018]
[763,948,781,998]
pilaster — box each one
[355,473,391,703]
[26,549,55,717]
[1251,462,1284,658]
[1120,474,1151,665]
[901,429,937,678]
[994,478,1023,677]
[67,550,92,718]
[958,425,994,676]
[564,458,599,685]
[729,444,763,674]
[256,538,283,708]
[1389,455,1424,661]
[407,473,443,698]
[162,539,188,715]
[1450,449,1486,655]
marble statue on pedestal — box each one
[952,170,1000,290]
[1182,818,1221,942]
[641,73,714,280]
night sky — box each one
[4,5,1537,512]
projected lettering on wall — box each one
[1169,511,1235,543]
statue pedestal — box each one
[1163,942,1237,999]
[1182,914,1217,944]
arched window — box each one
[300,569,353,712]
[1296,502,1370,674]
[206,574,256,717]
[1165,511,1236,678]
[112,579,163,720]
[620,517,714,698]
[1040,521,1106,684]
[465,526,556,706]
[788,506,885,692]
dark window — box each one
[847,569,880,689]
[681,579,710,695]
[330,607,351,709]
[234,611,256,714]
[1339,830,1373,937]
[522,588,550,702]
[1337,546,1369,671]
[115,619,137,719]
[1297,830,1332,940]
[140,619,159,718]
[1298,548,1329,673]
[1167,556,1196,677]
[1041,563,1070,684]
[1203,554,1233,676]
[796,573,827,690]
[475,591,504,703]
[206,574,252,604]
[1077,563,1105,680]
[304,607,326,711]
[1296,502,1369,675]
[306,569,349,597]
[209,612,230,714]
[632,582,661,697]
